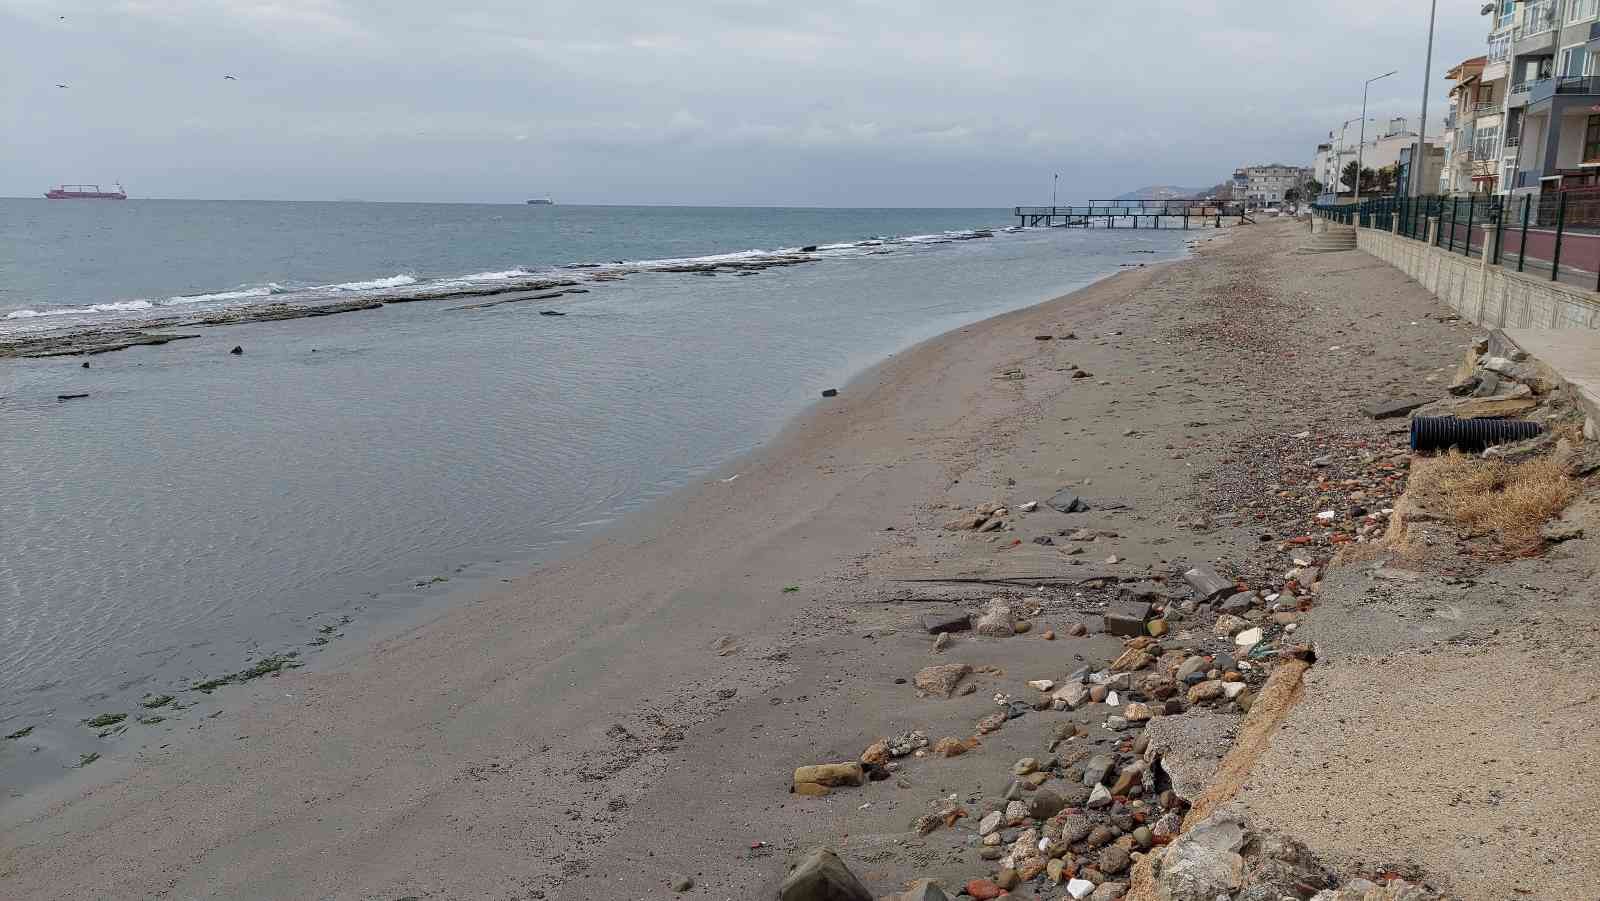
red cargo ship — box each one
[45,184,127,200]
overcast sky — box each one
[1,1,1487,205]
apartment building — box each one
[1440,56,1488,193]
[1231,164,1310,208]
[1490,0,1600,194]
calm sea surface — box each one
[0,200,1195,792]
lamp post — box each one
[1338,117,1370,197]
[1409,0,1438,197]
[1053,173,1058,209]
[1355,70,1399,205]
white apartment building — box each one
[1310,119,1434,196]
[1230,164,1310,207]
[1478,0,1600,195]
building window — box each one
[1585,115,1600,163]
[1568,0,1598,24]
[1560,45,1590,77]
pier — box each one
[1014,199,1253,229]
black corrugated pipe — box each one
[1410,416,1543,453]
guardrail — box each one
[1313,191,1600,292]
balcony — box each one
[1474,100,1503,117]
[1529,74,1600,108]
[1507,80,1534,108]
[1515,0,1556,41]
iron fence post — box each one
[1493,197,1505,265]
[1519,194,1530,272]
[1446,199,1455,253]
[1465,195,1475,257]
[1552,192,1568,282]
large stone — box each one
[1360,396,1430,420]
[1154,814,1246,901]
[779,848,874,901]
[1053,683,1091,710]
[974,599,1016,637]
[1046,489,1091,513]
[898,879,951,901]
[794,762,864,788]
[1104,602,1153,637]
[1029,788,1068,820]
[1182,565,1234,600]
[1099,844,1132,875]
[1141,713,1234,803]
[913,663,972,697]
[1083,753,1116,786]
[1090,884,1127,901]
[921,612,971,634]
[1212,614,1249,637]
[1109,647,1155,672]
[1217,591,1256,615]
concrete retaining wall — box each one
[1357,228,1600,330]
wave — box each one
[6,299,155,320]
[1,226,1007,331]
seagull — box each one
[223,74,236,80]
[56,83,68,88]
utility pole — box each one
[1409,0,1438,197]
[1356,70,1398,205]
[1053,173,1058,209]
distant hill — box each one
[1112,185,1205,201]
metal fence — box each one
[1311,193,1600,291]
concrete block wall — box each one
[1357,229,1600,330]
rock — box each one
[1212,614,1248,637]
[1233,627,1263,649]
[794,763,864,788]
[978,517,1005,532]
[1032,535,1055,545]
[1083,753,1115,786]
[1543,519,1585,542]
[861,740,891,767]
[1138,673,1179,699]
[1110,761,1145,795]
[1221,682,1248,700]
[794,782,831,797]
[1072,370,1093,379]
[913,664,971,697]
[1103,602,1152,637]
[944,514,987,531]
[1154,814,1245,901]
[1053,683,1091,710]
[1027,679,1055,691]
[1187,680,1225,703]
[1013,620,1032,634]
[974,600,1016,637]
[1360,396,1430,419]
[976,712,1007,734]
[821,388,839,398]
[921,612,971,634]
[1046,489,1091,513]
[1067,622,1089,637]
[1447,374,1480,396]
[995,868,1020,891]
[1029,788,1067,820]
[932,632,952,652]
[1003,799,1030,826]
[1141,713,1234,803]
[898,879,950,901]
[1132,826,1153,850]
[964,879,1005,901]
[229,345,243,355]
[1217,591,1256,615]
[671,874,694,892]
[1175,655,1208,681]
[932,737,971,757]
[1012,757,1039,775]
[1146,618,1168,638]
[1066,877,1097,899]
[1109,647,1154,672]
[978,810,1004,836]
[1123,702,1152,722]
[779,848,873,901]
[1042,629,1056,640]
[1182,565,1234,600]
[1019,500,1039,512]
[1099,845,1131,875]
[1086,783,1112,809]
[1046,858,1067,884]
[1090,884,1126,901]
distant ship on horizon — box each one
[46,183,128,200]
[526,197,554,205]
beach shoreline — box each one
[1,227,1231,897]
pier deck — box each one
[1015,199,1252,229]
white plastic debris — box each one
[1316,510,1336,522]
[1234,627,1263,648]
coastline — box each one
[0,230,1227,897]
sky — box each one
[0,0,1489,205]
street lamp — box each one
[1355,70,1399,205]
[1409,0,1438,197]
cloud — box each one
[0,0,1492,203]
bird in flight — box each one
[56,83,68,88]
[223,74,236,80]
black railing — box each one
[1313,192,1600,291]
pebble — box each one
[1146,618,1168,637]
[1027,679,1054,691]
[671,875,694,892]
[1041,629,1056,640]
[1066,877,1097,899]
[1234,627,1263,649]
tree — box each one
[1341,161,1361,192]
[1284,187,1301,206]
[1302,178,1323,200]
[1375,164,1398,195]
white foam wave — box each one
[5,299,154,320]
[162,284,285,306]
[459,269,533,281]
[323,274,417,291]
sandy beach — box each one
[9,218,1585,900]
